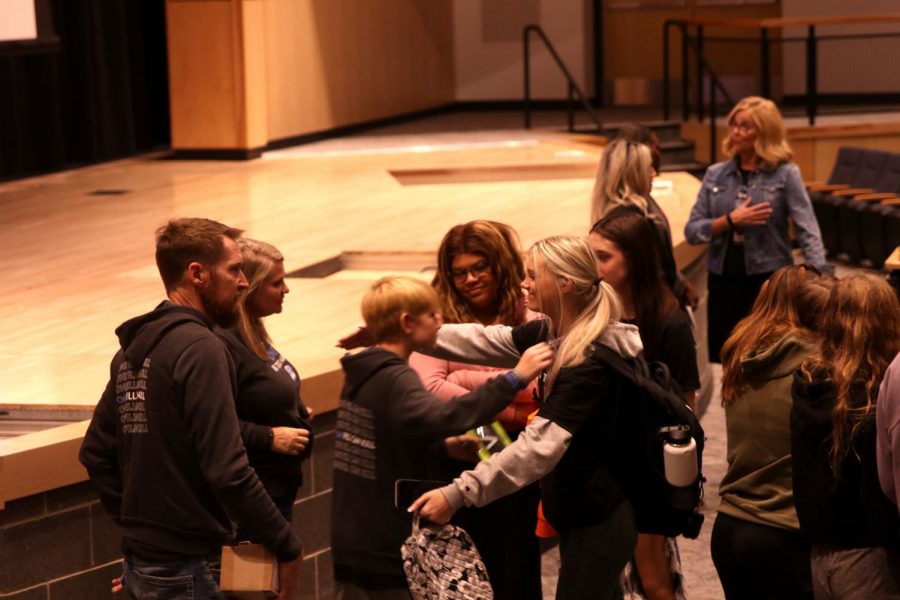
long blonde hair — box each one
[722,96,793,170]
[590,138,653,224]
[236,239,284,360]
[801,274,900,474]
[528,235,621,391]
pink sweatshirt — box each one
[410,310,542,432]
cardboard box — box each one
[220,543,279,599]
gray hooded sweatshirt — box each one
[429,319,644,531]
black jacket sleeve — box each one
[176,336,302,561]
[217,330,273,452]
[386,365,521,437]
[79,355,125,523]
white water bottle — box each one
[663,427,698,487]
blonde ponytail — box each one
[528,236,622,392]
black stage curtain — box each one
[0,0,169,181]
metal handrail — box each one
[663,21,734,122]
[663,20,734,163]
[662,16,900,128]
[523,24,602,132]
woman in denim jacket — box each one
[685,96,829,363]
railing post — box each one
[523,26,532,129]
[696,25,705,122]
[710,81,717,164]
[760,27,770,99]
[681,24,689,121]
[567,83,575,132]
[520,24,603,132]
[663,21,671,121]
[806,24,817,125]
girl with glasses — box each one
[409,220,544,599]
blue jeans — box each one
[123,555,223,599]
[556,501,638,600]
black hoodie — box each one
[791,367,900,550]
[331,346,523,588]
[79,302,302,562]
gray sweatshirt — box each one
[429,321,643,520]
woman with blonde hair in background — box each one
[216,239,313,532]
[591,137,655,222]
[791,274,900,599]
[410,235,646,599]
[712,265,832,599]
[685,96,829,363]
[410,220,543,599]
[592,135,698,309]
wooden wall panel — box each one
[241,0,269,149]
[603,2,782,80]
[681,121,900,181]
[263,0,455,141]
[603,1,780,104]
[166,0,242,149]
[805,130,900,181]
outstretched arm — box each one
[409,416,571,523]
[428,320,550,367]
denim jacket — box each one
[684,159,829,276]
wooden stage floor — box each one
[0,131,701,418]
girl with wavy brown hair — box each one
[791,274,900,599]
[712,265,832,600]
[410,220,544,599]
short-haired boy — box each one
[331,276,552,598]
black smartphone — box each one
[394,478,446,511]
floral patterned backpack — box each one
[401,514,493,600]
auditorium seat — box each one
[846,154,900,267]
[877,200,900,269]
[806,146,865,192]
[832,150,891,262]
[813,149,887,259]
[861,203,900,268]
[809,147,866,257]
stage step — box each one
[562,121,707,177]
[602,120,683,143]
[0,409,93,439]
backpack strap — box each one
[591,343,698,427]
[590,343,642,383]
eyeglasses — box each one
[729,121,755,134]
[451,259,490,283]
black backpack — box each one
[592,344,705,539]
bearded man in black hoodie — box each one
[80,218,303,599]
